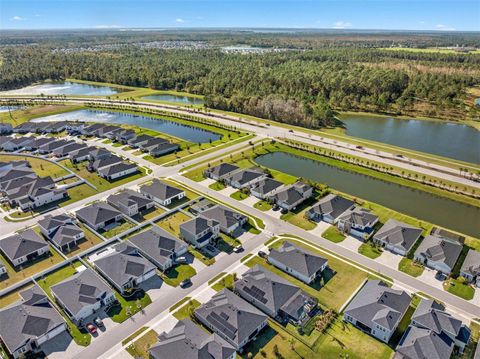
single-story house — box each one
[188,198,216,215]
[69,146,97,163]
[127,134,153,148]
[344,280,411,343]
[38,214,75,237]
[0,229,49,267]
[223,168,267,189]
[50,224,85,253]
[90,155,123,171]
[116,129,136,143]
[200,205,248,235]
[52,142,87,158]
[414,235,463,275]
[460,250,480,287]
[0,123,13,135]
[250,178,284,200]
[337,206,379,240]
[373,219,423,256]
[97,162,138,181]
[271,181,313,211]
[267,241,328,284]
[149,142,179,157]
[38,139,75,155]
[106,189,154,217]
[395,325,454,359]
[0,285,67,359]
[28,137,57,151]
[88,148,112,161]
[306,194,354,223]
[81,123,105,137]
[138,137,168,152]
[195,289,268,350]
[1,137,35,152]
[139,179,185,206]
[51,267,116,324]
[179,215,220,248]
[204,163,240,181]
[76,202,123,231]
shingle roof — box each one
[180,215,219,236]
[140,179,184,201]
[412,299,463,338]
[226,168,265,185]
[91,155,123,170]
[373,219,423,253]
[251,178,283,195]
[76,202,121,227]
[307,194,354,219]
[206,163,239,178]
[195,289,267,347]
[38,214,73,232]
[150,319,236,359]
[395,326,453,359]
[0,229,48,262]
[414,235,463,269]
[461,250,480,277]
[201,205,247,230]
[51,224,83,247]
[338,206,379,227]
[268,241,327,278]
[107,189,152,210]
[97,162,137,177]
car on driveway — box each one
[86,323,97,335]
[94,317,104,328]
[176,256,187,264]
[258,251,267,259]
[233,245,244,253]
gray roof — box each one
[373,219,423,253]
[273,186,304,206]
[76,202,121,227]
[0,229,48,262]
[128,227,186,268]
[201,205,247,230]
[107,189,152,210]
[97,162,137,177]
[338,206,379,227]
[150,319,236,359]
[91,155,123,170]
[206,163,239,178]
[475,340,480,359]
[180,215,220,236]
[344,280,411,331]
[412,299,463,338]
[235,265,316,320]
[414,235,463,269]
[93,242,156,290]
[69,146,97,159]
[307,194,354,219]
[38,214,73,232]
[195,289,267,347]
[0,285,65,354]
[50,267,114,318]
[268,241,327,278]
[51,224,83,247]
[140,179,184,201]
[251,178,283,195]
[395,326,453,359]
[461,250,480,277]
[225,168,265,185]
[89,147,111,158]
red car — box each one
[86,323,97,335]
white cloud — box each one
[435,24,456,31]
[94,24,122,29]
[34,14,41,17]
[332,21,352,29]
[175,18,185,23]
[12,16,24,21]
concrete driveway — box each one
[218,186,237,197]
[375,250,403,270]
[417,267,445,290]
[338,235,363,252]
[306,221,330,237]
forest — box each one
[1,30,479,128]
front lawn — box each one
[107,290,152,323]
[443,278,475,300]
[281,209,317,230]
[162,264,197,287]
[209,182,226,191]
[398,258,424,277]
[66,224,103,257]
[212,274,235,292]
[253,200,272,211]
[322,226,346,243]
[230,190,249,201]
[125,329,158,358]
[172,299,201,321]
[358,242,383,259]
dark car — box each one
[355,145,364,149]
[86,323,97,335]
[180,278,192,288]
[258,251,267,259]
[233,245,244,253]
[288,129,294,133]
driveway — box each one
[417,267,445,290]
[218,186,237,197]
[241,196,260,207]
[306,221,330,237]
[337,235,363,252]
[199,178,216,187]
[141,275,170,301]
[375,250,403,270]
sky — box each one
[0,0,478,31]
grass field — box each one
[358,241,383,259]
[253,200,272,211]
[208,181,225,191]
[107,291,152,323]
[230,190,249,201]
[443,278,475,300]
[125,329,158,359]
[322,226,346,243]
[172,299,201,321]
[0,154,69,179]
[155,211,192,236]
[162,264,196,287]
[398,258,424,277]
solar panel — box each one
[79,284,97,296]
[244,285,268,304]
[207,312,237,340]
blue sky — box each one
[1,0,478,31]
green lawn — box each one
[322,226,346,243]
[398,258,424,277]
[253,200,272,211]
[189,247,215,266]
[0,154,68,179]
[443,278,475,300]
[172,299,201,321]
[212,274,235,292]
[281,209,317,231]
[169,297,193,312]
[125,329,158,359]
[208,181,226,191]
[155,211,192,236]
[358,242,383,259]
[162,264,196,287]
[107,291,152,323]
[100,219,136,238]
[136,206,165,221]
[230,190,249,201]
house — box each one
[50,224,85,253]
[410,299,471,353]
[88,147,112,161]
[94,125,120,138]
[0,123,13,134]
[128,227,188,271]
[195,289,268,350]
[200,205,248,235]
[43,121,67,133]
[267,241,328,284]
[204,163,240,181]
[38,139,75,155]
[90,242,157,295]
[235,265,317,327]
[28,137,57,151]
[373,219,423,256]
[343,280,411,343]
[97,162,138,181]
[414,235,463,275]
[90,155,123,171]
[0,285,67,359]
[306,194,355,223]
[149,142,179,157]
[0,229,49,267]
[0,137,35,152]
[127,134,153,148]
[0,166,36,191]
[250,178,284,199]
[76,202,123,231]
[139,179,185,206]
[460,250,480,287]
[430,227,465,244]
[106,189,154,217]
[224,168,267,189]
[395,325,454,359]
[337,206,379,240]
[116,129,136,143]
[0,259,6,276]
[271,181,313,211]
[81,123,105,136]
[52,142,87,158]
[69,146,97,163]
[38,214,75,237]
[149,319,236,359]
[51,267,116,323]
[138,137,168,152]
[179,215,220,248]
[189,198,216,215]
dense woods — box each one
[1,30,479,128]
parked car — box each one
[258,251,267,259]
[94,317,104,328]
[176,256,187,264]
[180,278,192,288]
[233,245,244,253]
[86,323,97,335]
[396,154,404,158]
[355,145,364,149]
[288,129,294,133]
[435,271,447,281]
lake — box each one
[33,109,221,143]
[0,106,23,112]
[0,81,123,96]
[338,114,480,164]
[256,151,480,237]
[142,94,204,105]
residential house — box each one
[0,229,49,267]
[149,319,236,359]
[138,137,168,152]
[94,125,120,138]
[337,206,379,240]
[235,265,317,327]
[149,142,179,157]
[195,289,268,350]
[51,267,116,323]
[128,227,188,271]
[373,219,423,256]
[106,189,154,217]
[28,137,57,152]
[460,250,480,287]
[90,155,123,171]
[0,259,6,276]
[272,181,313,211]
[250,178,284,200]
[69,146,97,163]
[38,214,75,237]
[76,202,123,231]
[97,162,138,181]
[116,129,136,143]
[224,168,267,189]
[267,241,328,284]
[139,179,185,206]
[414,235,463,275]
[0,285,67,359]
[88,148,112,161]
[81,123,105,137]
[38,139,75,155]
[0,123,13,134]
[91,242,157,295]
[343,280,411,343]
[0,166,36,191]
[127,134,153,148]
[0,137,35,152]
[204,163,240,181]
[306,194,354,223]
[52,142,87,158]
[200,205,248,235]
[189,198,216,215]
[38,214,85,252]
[179,215,220,248]
[395,325,454,359]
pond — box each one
[142,94,204,105]
[0,106,23,112]
[256,151,480,237]
[0,81,124,96]
[33,109,221,143]
[338,113,480,164]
